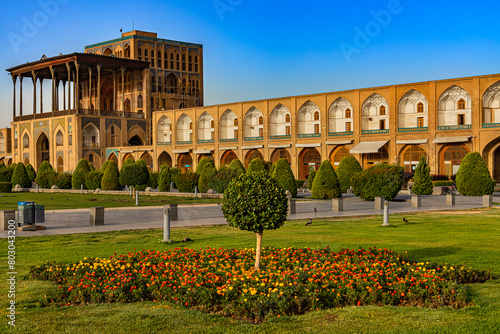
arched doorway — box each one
[36,132,50,170]
[178,153,192,173]
[108,153,118,165]
[141,152,153,172]
[128,135,143,146]
[221,150,238,166]
[440,144,469,176]
[158,151,172,168]
[123,153,134,163]
[494,146,500,181]
[57,156,64,173]
[330,146,351,169]
[401,145,426,173]
[299,148,321,179]
[198,154,212,163]
[270,149,291,163]
[363,147,389,168]
[24,157,30,165]
[245,149,264,168]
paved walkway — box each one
[1,195,498,238]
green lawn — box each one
[0,192,220,211]
[1,208,499,333]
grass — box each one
[0,192,220,210]
[1,208,500,333]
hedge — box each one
[336,156,362,193]
[311,160,341,199]
[55,173,73,189]
[175,172,199,193]
[456,152,495,196]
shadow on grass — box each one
[406,246,461,260]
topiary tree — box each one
[85,170,103,190]
[307,170,316,190]
[456,152,495,196]
[411,156,433,195]
[26,163,36,183]
[100,160,111,173]
[55,172,72,189]
[222,172,288,269]
[198,164,217,193]
[158,165,171,192]
[11,163,31,188]
[311,160,341,199]
[247,158,265,174]
[228,159,245,176]
[196,157,215,175]
[351,164,404,201]
[72,159,92,189]
[135,159,151,190]
[211,165,237,193]
[149,172,159,189]
[169,167,181,189]
[271,158,297,197]
[119,161,149,189]
[101,160,120,190]
[336,156,363,193]
[123,157,135,165]
[36,170,57,188]
[175,172,199,193]
[37,161,54,175]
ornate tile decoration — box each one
[23,153,29,161]
[127,119,146,133]
[56,151,64,159]
[52,118,65,132]
[34,120,49,140]
[82,117,100,130]
[19,123,31,136]
[106,148,119,159]
[82,149,101,157]
[105,118,122,130]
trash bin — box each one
[18,201,35,226]
[35,204,45,223]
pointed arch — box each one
[330,146,352,168]
[220,109,238,140]
[128,125,145,146]
[221,150,238,166]
[270,103,291,138]
[245,149,263,168]
[22,132,30,148]
[157,116,172,144]
[362,93,389,132]
[55,129,63,146]
[299,148,321,179]
[329,97,353,134]
[482,81,500,124]
[140,152,153,172]
[82,123,99,147]
[298,101,321,136]
[198,111,214,141]
[56,155,64,173]
[106,124,120,147]
[438,85,471,127]
[270,149,291,163]
[103,47,113,56]
[244,106,263,138]
[107,152,118,165]
[35,131,50,170]
[398,89,428,129]
[176,113,193,142]
[158,151,172,167]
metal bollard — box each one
[36,184,39,193]
[194,186,198,198]
[135,191,139,206]
[382,201,390,226]
[163,206,171,242]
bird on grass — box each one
[305,219,312,226]
[314,208,317,213]
[183,237,193,242]
[403,217,409,224]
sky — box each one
[1,0,500,127]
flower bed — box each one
[28,247,490,322]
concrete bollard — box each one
[163,205,171,242]
[81,184,84,194]
[90,207,104,226]
[129,187,133,196]
[36,184,39,193]
[411,195,421,208]
[164,204,178,221]
[446,194,455,206]
[382,201,390,226]
[1,210,16,230]
[195,186,198,198]
[374,197,385,210]
[483,195,493,208]
[135,191,139,206]
[332,198,343,212]
[288,199,296,215]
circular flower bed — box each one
[29,247,489,322]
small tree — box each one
[222,172,288,270]
[307,170,316,190]
[412,156,433,195]
[26,164,36,183]
[37,161,54,175]
[175,172,199,192]
[101,160,120,190]
[228,159,245,176]
[11,163,31,188]
[271,158,297,197]
[135,159,151,189]
[72,159,92,189]
[336,156,363,193]
[119,161,149,189]
[196,157,215,175]
[199,164,217,193]
[211,165,237,193]
[100,160,111,173]
[158,165,171,192]
[456,152,495,196]
[247,158,265,174]
[311,160,341,199]
[86,170,103,190]
[55,172,72,189]
[352,164,404,201]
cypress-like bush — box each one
[37,171,57,188]
[295,180,306,189]
[101,160,120,190]
[311,160,341,199]
[100,160,111,173]
[307,170,316,190]
[210,165,237,193]
[456,152,495,196]
[11,163,31,188]
[38,161,54,175]
[119,160,149,188]
[123,157,135,165]
[158,166,171,192]
[0,168,13,183]
[55,172,72,189]
[169,167,181,189]
[136,159,151,188]
[175,172,199,193]
[72,159,92,189]
[198,165,217,193]
[352,164,404,201]
[336,156,363,193]
[26,164,36,183]
[149,172,159,189]
[412,156,433,195]
[196,157,215,175]
[0,182,12,193]
[86,171,103,190]
[271,158,297,197]
[228,159,245,176]
[247,158,265,174]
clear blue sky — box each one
[1,0,500,127]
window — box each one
[234,118,238,126]
[379,119,386,130]
[458,99,466,110]
[380,106,386,115]
[189,122,193,130]
[91,136,96,147]
[346,122,352,132]
[345,108,351,118]
[417,102,424,113]
[144,49,148,57]
[210,120,215,128]
[285,114,291,123]
[286,126,291,135]
[88,154,93,163]
[314,111,320,121]
[234,129,238,139]
[259,128,263,137]
[314,124,320,133]
[417,117,424,127]
[457,114,465,125]
[259,116,263,125]
[158,51,161,58]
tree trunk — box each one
[132,186,136,199]
[255,232,262,270]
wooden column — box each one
[50,67,55,112]
[19,76,23,117]
[88,67,93,110]
[112,69,117,111]
[31,71,37,115]
[62,81,66,110]
[74,62,80,111]
[121,66,126,115]
[66,63,71,110]
[97,64,102,114]
[11,75,16,119]
[39,78,43,114]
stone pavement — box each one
[1,194,498,238]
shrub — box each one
[352,164,404,201]
[198,165,217,193]
[432,174,449,181]
[311,160,341,199]
[0,182,12,193]
[0,162,5,170]
[119,161,149,188]
[101,161,120,190]
[307,170,316,190]
[263,161,274,174]
[433,180,454,187]
[246,158,265,174]
[0,168,13,183]
[37,171,57,188]
[402,172,414,189]
[455,152,495,196]
[175,172,199,193]
[196,157,215,175]
[37,161,54,175]
[86,171,103,190]
[149,172,159,189]
[100,160,111,173]
[55,172,72,189]
[123,157,135,165]
[222,172,287,269]
[72,159,92,189]
[158,166,171,192]
[169,168,181,189]
[228,159,245,176]
[135,159,151,189]
[210,165,237,193]
[11,163,31,188]
[412,156,433,195]
[26,163,36,183]
[295,179,306,188]
[271,158,297,197]
[336,156,362,193]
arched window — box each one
[258,116,263,125]
[210,120,215,128]
[137,95,143,108]
[56,130,63,146]
[345,108,352,118]
[314,111,320,121]
[285,114,291,123]
[144,49,148,57]
[458,99,466,110]
[23,133,29,148]
[417,102,424,113]
[234,118,238,126]
[380,106,386,115]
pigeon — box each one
[403,217,409,224]
[305,219,312,226]
[314,208,317,213]
[183,237,193,242]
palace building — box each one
[4,30,500,181]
